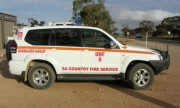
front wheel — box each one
[127,63,154,90]
[28,63,55,89]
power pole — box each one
[145,31,148,47]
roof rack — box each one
[49,20,84,26]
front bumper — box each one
[149,50,170,75]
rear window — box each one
[50,29,80,46]
[25,29,51,45]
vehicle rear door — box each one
[47,28,81,74]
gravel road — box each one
[0,39,179,108]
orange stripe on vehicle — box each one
[17,46,154,55]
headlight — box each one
[151,50,163,60]
[158,54,163,60]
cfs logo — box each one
[17,32,23,39]
[95,52,105,62]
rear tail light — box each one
[9,40,17,53]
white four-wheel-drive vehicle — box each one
[6,26,170,90]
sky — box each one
[0,0,180,33]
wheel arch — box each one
[24,59,57,81]
[125,60,155,80]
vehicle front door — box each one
[80,29,121,74]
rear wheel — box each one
[28,63,55,89]
[127,63,154,90]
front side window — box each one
[50,29,80,46]
[25,29,51,45]
[81,29,111,48]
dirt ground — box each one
[0,39,179,108]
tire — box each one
[6,40,12,61]
[127,63,154,90]
[28,63,56,89]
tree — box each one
[121,24,130,36]
[134,27,142,34]
[156,16,180,37]
[139,20,155,36]
[139,20,155,47]
[73,0,93,20]
[72,0,117,34]
[155,24,167,37]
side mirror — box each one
[110,41,117,49]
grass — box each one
[117,38,142,46]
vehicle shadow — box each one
[0,60,178,108]
[0,60,24,83]
[98,81,179,108]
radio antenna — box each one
[167,44,169,52]
[33,0,35,18]
[156,37,157,49]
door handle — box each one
[51,48,57,52]
[83,49,90,53]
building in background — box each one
[0,13,17,48]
